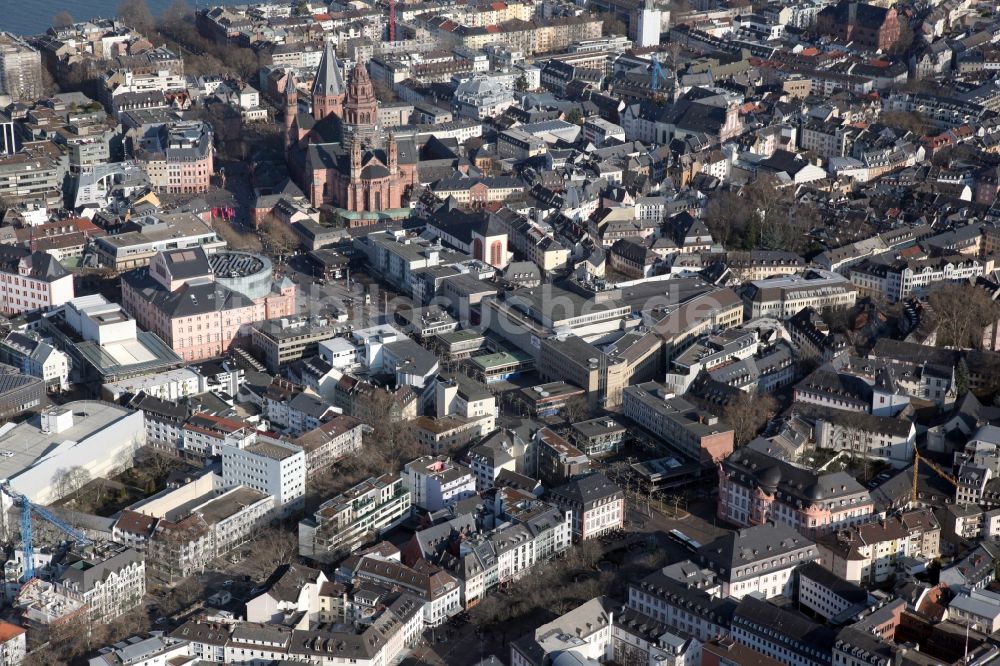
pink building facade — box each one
[122,248,295,362]
[0,250,75,316]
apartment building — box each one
[149,489,273,584]
[180,412,255,458]
[468,430,525,491]
[797,561,871,624]
[133,121,214,194]
[195,486,274,558]
[0,33,43,102]
[403,456,476,511]
[0,145,66,207]
[545,472,624,541]
[447,507,573,606]
[0,331,71,390]
[55,545,145,623]
[627,562,737,643]
[0,622,25,666]
[435,372,497,434]
[0,248,75,317]
[221,437,306,517]
[251,317,340,372]
[347,555,462,626]
[806,405,916,468]
[816,509,941,584]
[510,596,699,666]
[488,208,570,274]
[534,427,591,486]
[169,592,424,665]
[623,382,735,464]
[293,415,367,475]
[849,255,986,302]
[298,474,411,563]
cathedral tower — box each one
[343,60,379,147]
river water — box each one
[2,0,242,36]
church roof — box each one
[312,40,345,98]
[307,138,418,175]
[362,164,391,179]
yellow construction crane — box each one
[912,448,957,503]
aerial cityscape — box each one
[0,0,997,664]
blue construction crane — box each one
[1,483,91,582]
[650,57,665,92]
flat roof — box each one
[96,213,216,249]
[436,329,485,344]
[246,440,300,461]
[195,486,271,524]
[469,350,533,370]
[0,401,132,483]
[519,381,585,402]
[103,367,202,395]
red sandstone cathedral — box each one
[285,42,417,213]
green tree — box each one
[515,73,529,92]
[566,109,583,125]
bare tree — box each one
[560,395,592,424]
[724,393,777,447]
[227,48,261,82]
[118,0,156,35]
[214,218,264,252]
[160,577,202,615]
[929,283,998,350]
[702,189,751,249]
[599,13,627,36]
[879,110,930,136]
[246,527,298,578]
[889,22,915,56]
[52,11,75,28]
[160,0,193,30]
[53,466,91,500]
[259,214,301,259]
[354,389,421,468]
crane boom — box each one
[911,449,957,504]
[1,482,91,582]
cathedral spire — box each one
[312,40,346,121]
[283,71,297,151]
[312,40,345,98]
